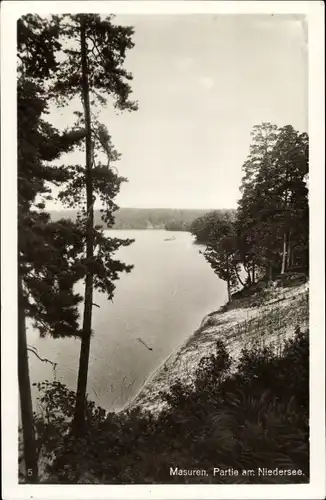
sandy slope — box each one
[127,283,309,415]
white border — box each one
[1,2,325,499]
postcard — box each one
[1,1,325,499]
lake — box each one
[28,230,227,412]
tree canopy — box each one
[18,14,89,482]
[17,12,139,478]
[190,122,309,297]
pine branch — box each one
[91,128,119,175]
[88,35,107,68]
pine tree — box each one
[190,210,236,245]
[237,123,279,283]
[201,214,239,302]
[18,15,86,481]
[269,125,309,273]
[50,14,138,432]
[236,123,309,282]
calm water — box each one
[28,230,226,412]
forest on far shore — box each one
[50,207,235,230]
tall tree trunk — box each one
[252,262,255,284]
[269,265,273,283]
[227,277,231,303]
[291,246,295,267]
[234,265,245,287]
[281,185,290,275]
[18,274,38,483]
[265,264,273,286]
[73,17,94,435]
[281,232,287,274]
[286,230,291,270]
[226,257,232,302]
[243,263,251,286]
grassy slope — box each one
[128,283,309,414]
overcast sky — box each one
[48,14,308,210]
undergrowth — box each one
[30,327,309,484]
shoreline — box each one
[120,343,180,414]
[125,282,309,415]
[121,305,217,414]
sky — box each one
[48,14,308,210]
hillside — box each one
[127,282,309,415]
[50,207,215,230]
[34,280,309,484]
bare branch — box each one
[27,347,57,368]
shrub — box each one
[33,329,309,484]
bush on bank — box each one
[33,328,309,484]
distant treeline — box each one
[50,207,229,231]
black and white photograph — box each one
[1,1,325,499]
